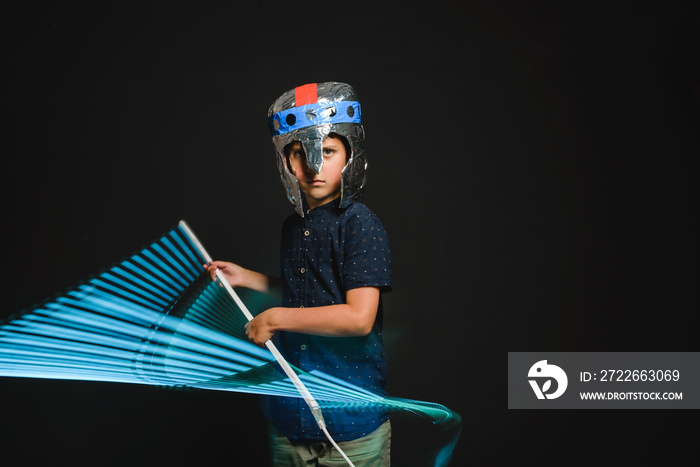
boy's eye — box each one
[323,148,334,156]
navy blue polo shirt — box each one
[265,198,392,442]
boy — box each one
[206,82,392,466]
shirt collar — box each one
[304,197,342,218]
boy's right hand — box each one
[203,262,281,297]
[203,261,249,288]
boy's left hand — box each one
[244,308,279,347]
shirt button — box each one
[300,344,307,350]
[304,230,310,236]
[300,267,306,274]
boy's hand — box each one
[244,308,280,347]
[203,262,282,298]
[203,261,249,288]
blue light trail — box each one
[0,222,461,466]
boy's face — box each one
[286,136,347,210]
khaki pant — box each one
[269,420,391,466]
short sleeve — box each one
[341,208,392,292]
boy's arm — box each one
[204,261,282,299]
[244,286,381,345]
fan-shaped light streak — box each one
[1,221,461,466]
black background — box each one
[2,2,698,466]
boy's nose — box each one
[303,161,316,175]
[301,139,324,174]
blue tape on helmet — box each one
[269,101,361,136]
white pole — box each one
[178,220,355,467]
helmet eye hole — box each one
[286,114,296,126]
[346,105,355,118]
[305,109,316,121]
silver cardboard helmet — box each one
[268,82,367,217]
